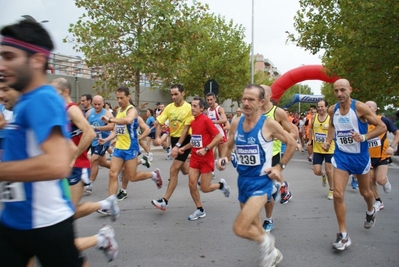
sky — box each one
[0,0,323,94]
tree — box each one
[66,0,208,106]
[288,0,399,107]
[160,13,251,104]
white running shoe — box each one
[259,234,276,267]
[152,168,163,189]
[106,195,120,222]
[148,152,153,162]
[383,177,391,194]
[220,178,230,198]
[188,209,206,221]
[98,225,119,262]
[374,200,384,211]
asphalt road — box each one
[74,149,399,267]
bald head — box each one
[365,101,378,114]
[92,95,105,112]
[333,78,351,88]
[50,77,71,95]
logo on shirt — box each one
[237,134,246,142]
[338,117,350,123]
[247,137,256,144]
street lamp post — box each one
[298,84,301,113]
[250,0,254,84]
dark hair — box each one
[116,87,130,96]
[1,20,54,71]
[206,92,216,98]
[147,108,154,116]
[318,99,328,107]
[105,102,112,109]
[310,105,317,109]
[192,96,206,108]
[170,84,184,93]
[243,84,265,100]
[81,94,92,102]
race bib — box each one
[191,134,203,148]
[0,182,26,202]
[236,144,261,166]
[115,124,126,135]
[314,133,326,143]
[368,137,381,148]
[336,130,354,146]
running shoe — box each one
[106,195,120,221]
[364,209,377,229]
[152,198,168,211]
[272,182,281,201]
[332,233,351,251]
[383,177,391,194]
[280,181,292,204]
[374,200,384,211]
[263,220,274,233]
[188,209,206,221]
[220,178,230,198]
[142,155,151,168]
[327,190,334,200]
[351,175,358,189]
[307,157,312,163]
[322,172,327,187]
[259,234,276,267]
[152,168,163,189]
[116,189,127,202]
[148,152,153,162]
[84,184,92,195]
[98,225,119,262]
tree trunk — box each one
[134,69,141,107]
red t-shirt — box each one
[190,113,220,161]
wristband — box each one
[362,134,366,142]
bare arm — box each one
[68,105,96,165]
[357,102,386,140]
[102,107,137,125]
[275,107,298,139]
[323,105,336,151]
[307,114,316,145]
[214,106,228,125]
[0,127,72,181]
[138,116,151,140]
[94,110,115,132]
[0,112,5,129]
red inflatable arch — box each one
[270,65,339,103]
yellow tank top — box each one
[368,115,389,159]
[263,105,282,156]
[312,113,335,154]
[115,105,135,150]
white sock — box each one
[152,172,157,179]
[366,209,375,215]
[341,232,347,238]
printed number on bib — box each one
[236,144,261,166]
[115,124,126,135]
[314,133,326,143]
[191,134,203,148]
[368,137,381,148]
[336,130,354,146]
[0,182,26,202]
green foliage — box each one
[65,0,250,106]
[288,0,399,107]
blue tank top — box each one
[87,108,110,146]
[333,100,369,155]
[234,116,274,178]
[0,104,5,139]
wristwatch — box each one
[204,147,210,152]
[278,162,286,170]
[175,142,182,148]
